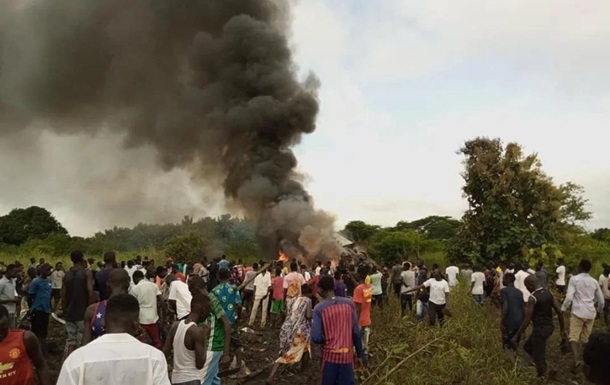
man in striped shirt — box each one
[312,275,363,385]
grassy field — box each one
[362,279,583,385]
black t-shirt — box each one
[64,266,89,322]
[500,286,524,331]
[531,288,554,328]
[95,268,111,301]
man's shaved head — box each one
[108,268,130,296]
[524,274,540,292]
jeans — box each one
[64,321,84,360]
[428,302,446,326]
[249,295,269,327]
[524,324,554,377]
[400,294,413,315]
[473,294,483,305]
[416,300,428,322]
[201,351,223,385]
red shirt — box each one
[353,284,373,327]
[272,276,284,300]
[0,329,34,385]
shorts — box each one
[569,314,595,344]
[52,288,61,301]
[321,362,354,385]
[230,324,241,348]
[30,311,50,339]
[270,299,285,314]
[201,351,223,385]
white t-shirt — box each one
[168,280,192,320]
[130,280,162,324]
[253,272,272,298]
[52,270,65,289]
[57,333,170,385]
[400,271,416,294]
[514,270,531,302]
[470,272,485,295]
[445,266,460,287]
[556,265,566,286]
[125,266,138,283]
[423,278,450,305]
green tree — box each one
[164,233,210,264]
[394,216,461,241]
[343,220,380,245]
[0,206,67,246]
[450,137,591,265]
[368,229,426,265]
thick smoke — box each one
[0,0,340,261]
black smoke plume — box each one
[0,0,341,261]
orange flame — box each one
[278,250,289,263]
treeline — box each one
[0,208,258,262]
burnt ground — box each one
[45,317,322,385]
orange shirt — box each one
[353,283,373,327]
[0,329,34,385]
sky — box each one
[1,0,609,235]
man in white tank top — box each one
[163,294,211,385]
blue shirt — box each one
[218,260,230,270]
[211,282,242,324]
[29,277,52,313]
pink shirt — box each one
[272,276,284,300]
[283,272,305,289]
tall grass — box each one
[363,280,539,385]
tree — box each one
[368,229,426,265]
[449,137,591,265]
[0,206,67,246]
[164,233,210,264]
[343,221,380,245]
[394,216,460,240]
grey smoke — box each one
[0,0,340,261]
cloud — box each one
[290,0,610,229]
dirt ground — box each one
[46,317,322,385]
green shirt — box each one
[207,293,226,352]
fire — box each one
[278,250,289,263]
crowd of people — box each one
[0,252,609,384]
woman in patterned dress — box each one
[265,283,313,384]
